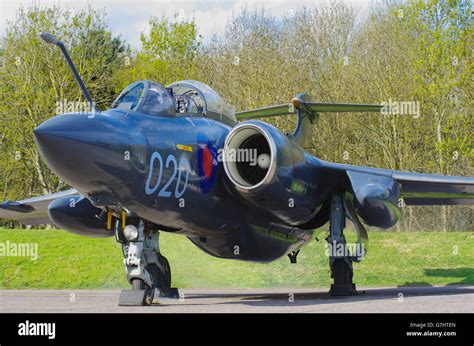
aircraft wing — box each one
[326,162,474,205]
[392,171,474,205]
[237,99,472,205]
[0,189,79,225]
[236,102,383,120]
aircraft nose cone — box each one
[34,113,130,191]
[34,114,83,146]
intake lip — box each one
[223,122,277,192]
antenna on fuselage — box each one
[39,32,99,113]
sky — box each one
[0,0,377,49]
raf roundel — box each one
[197,134,219,194]
[201,146,213,178]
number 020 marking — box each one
[145,152,190,197]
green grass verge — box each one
[0,229,472,289]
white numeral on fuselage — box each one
[145,152,190,198]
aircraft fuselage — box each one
[34,109,318,262]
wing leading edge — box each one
[0,189,79,225]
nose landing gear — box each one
[113,217,179,306]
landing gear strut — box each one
[115,218,179,306]
[327,194,367,296]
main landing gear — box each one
[112,216,179,306]
[327,194,368,296]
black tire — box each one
[332,259,353,285]
[131,278,154,306]
[144,255,172,297]
[146,264,163,289]
[145,255,172,297]
[131,278,145,290]
[157,254,172,296]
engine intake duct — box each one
[223,121,324,226]
[223,124,277,190]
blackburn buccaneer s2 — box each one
[1,33,473,305]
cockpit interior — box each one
[111,80,236,126]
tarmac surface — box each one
[0,285,472,313]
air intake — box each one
[223,123,277,191]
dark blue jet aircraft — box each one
[1,33,473,305]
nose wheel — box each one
[130,278,154,306]
[115,218,179,306]
[146,255,179,298]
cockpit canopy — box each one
[111,79,236,125]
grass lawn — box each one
[0,228,472,289]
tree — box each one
[0,5,127,203]
[111,14,201,92]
